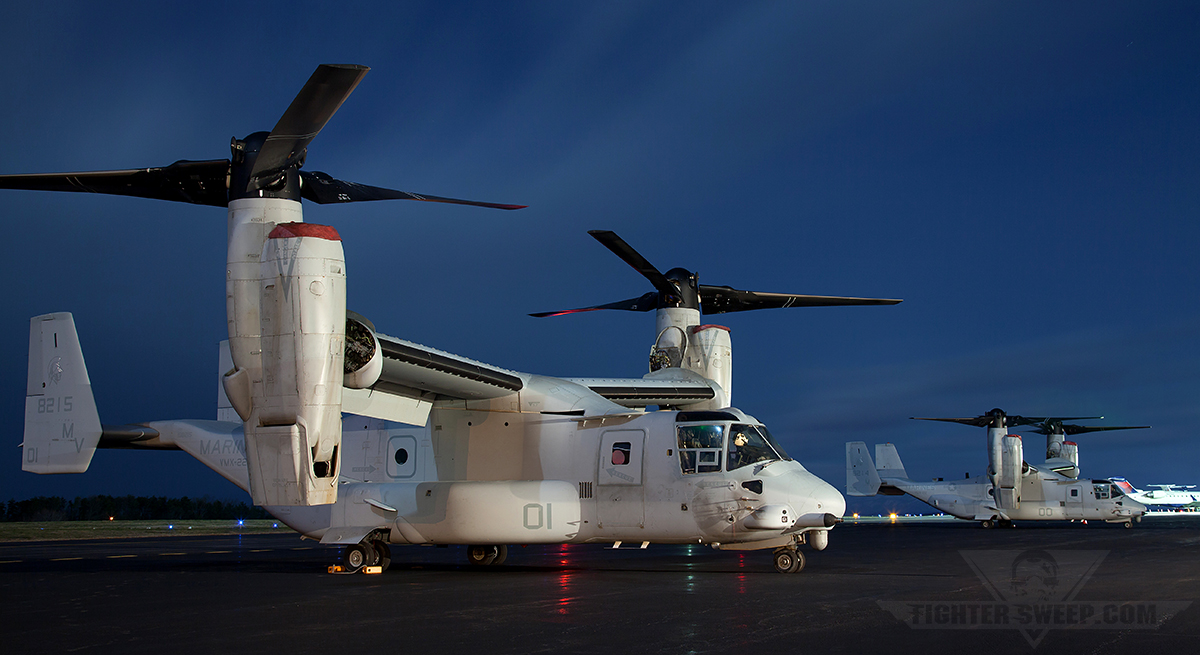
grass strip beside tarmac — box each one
[0,519,293,542]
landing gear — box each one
[467,545,508,566]
[981,519,994,529]
[772,547,805,574]
[337,537,392,574]
[370,539,392,571]
[342,542,374,573]
[1124,520,1133,529]
[997,519,1014,529]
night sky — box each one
[1,2,1197,516]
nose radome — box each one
[814,476,847,518]
[779,464,846,519]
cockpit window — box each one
[1093,483,1112,500]
[677,424,725,474]
[677,422,789,475]
[757,425,791,461]
[727,424,787,471]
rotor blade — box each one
[0,159,230,207]
[1046,424,1151,436]
[588,230,677,297]
[248,64,370,190]
[299,171,525,209]
[700,286,902,314]
[1024,417,1103,434]
[912,417,993,427]
[530,292,659,318]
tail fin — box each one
[875,443,908,480]
[23,313,103,473]
[846,441,881,496]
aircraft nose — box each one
[813,475,847,519]
[781,466,846,526]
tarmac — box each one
[1,514,1197,654]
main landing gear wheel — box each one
[467,545,507,566]
[1124,520,1133,529]
[370,539,392,572]
[772,547,805,574]
[981,519,994,529]
[343,543,374,573]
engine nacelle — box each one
[994,434,1023,509]
[1062,440,1078,467]
[225,216,347,507]
[683,324,732,409]
[1060,440,1079,477]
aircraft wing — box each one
[371,332,525,402]
[566,368,720,408]
[370,334,720,409]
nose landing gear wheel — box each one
[1124,520,1133,529]
[491,545,508,565]
[772,547,805,574]
[467,545,505,566]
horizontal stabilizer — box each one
[846,441,881,496]
[23,313,102,473]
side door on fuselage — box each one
[596,429,646,529]
[1065,483,1085,518]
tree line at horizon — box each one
[2,495,272,522]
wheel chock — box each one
[327,564,383,575]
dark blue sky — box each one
[2,2,1197,514]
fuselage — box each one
[884,466,1146,523]
[149,372,844,549]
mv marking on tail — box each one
[8,65,901,573]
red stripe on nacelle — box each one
[690,324,731,334]
[268,222,342,241]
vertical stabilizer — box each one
[874,443,908,480]
[23,313,103,473]
[846,441,882,496]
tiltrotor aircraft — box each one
[846,409,1148,528]
[8,65,900,574]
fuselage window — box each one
[677,424,725,475]
[611,442,632,466]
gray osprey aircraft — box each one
[9,65,899,574]
[846,409,1148,528]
